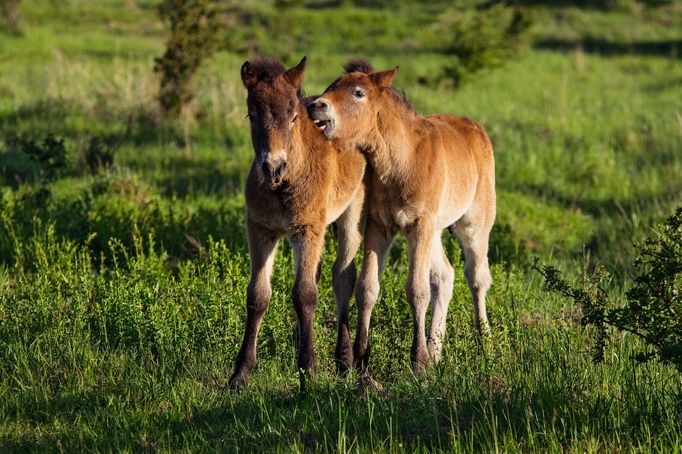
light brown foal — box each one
[229,57,366,390]
[309,60,495,372]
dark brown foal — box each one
[229,57,367,390]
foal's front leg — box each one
[229,219,280,388]
[291,226,325,390]
[354,219,394,373]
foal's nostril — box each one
[261,160,287,185]
[310,99,330,112]
[274,161,287,181]
[261,161,271,179]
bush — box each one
[1,134,67,185]
[82,135,117,174]
[154,0,219,119]
[535,207,682,372]
[437,4,533,87]
[0,0,20,31]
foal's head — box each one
[308,59,399,145]
[241,57,307,189]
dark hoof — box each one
[335,352,354,376]
[228,373,248,390]
[411,348,430,374]
[336,362,352,376]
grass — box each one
[0,0,681,451]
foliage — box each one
[0,0,20,31]
[506,0,679,9]
[274,0,306,9]
[535,208,682,371]
[154,0,219,119]
[616,208,682,369]
[82,135,117,174]
[437,4,533,87]
[1,134,67,185]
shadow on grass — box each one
[3,374,666,451]
[483,0,676,10]
[535,38,682,59]
[0,98,218,149]
[514,181,682,220]
[126,153,248,198]
[510,180,682,268]
[0,98,251,198]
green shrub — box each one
[154,0,219,119]
[0,224,249,368]
[535,207,682,372]
[1,134,67,185]
[0,0,20,31]
[437,4,533,87]
[82,135,117,174]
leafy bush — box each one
[82,135,117,174]
[0,224,249,368]
[0,0,20,31]
[0,169,247,268]
[535,207,682,372]
[154,0,219,119]
[1,134,67,185]
[436,4,533,87]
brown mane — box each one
[343,58,414,112]
[247,58,286,81]
[343,59,374,74]
[248,58,308,99]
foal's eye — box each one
[291,113,298,123]
[353,89,365,99]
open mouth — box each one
[313,119,330,131]
[312,118,334,137]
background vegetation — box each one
[0,0,680,451]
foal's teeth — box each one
[313,119,327,131]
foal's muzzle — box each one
[261,159,287,188]
[307,98,335,138]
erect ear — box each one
[284,56,307,90]
[241,61,257,88]
[370,66,399,90]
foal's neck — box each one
[286,104,327,179]
[361,99,416,184]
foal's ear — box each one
[241,61,258,88]
[370,66,399,90]
[284,56,307,90]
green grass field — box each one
[0,0,681,451]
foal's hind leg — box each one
[405,220,437,373]
[427,233,455,363]
[332,192,365,374]
[454,215,493,335]
[229,219,280,388]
